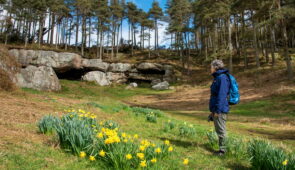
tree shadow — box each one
[158,137,198,148]
[226,163,250,170]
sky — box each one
[127,0,167,12]
[42,0,170,48]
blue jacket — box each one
[209,69,230,114]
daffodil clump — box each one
[146,112,157,123]
[179,122,196,137]
[38,114,59,134]
[163,119,176,132]
[39,109,176,169]
[248,140,295,170]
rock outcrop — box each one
[9,49,82,72]
[16,65,61,91]
[8,49,176,91]
[82,71,111,86]
[82,59,109,72]
[152,81,170,90]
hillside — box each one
[0,42,295,169]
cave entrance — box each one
[138,70,165,75]
[55,68,91,80]
[127,78,153,87]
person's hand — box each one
[208,113,214,122]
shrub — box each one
[248,140,295,170]
[0,69,16,91]
[38,115,59,134]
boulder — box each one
[82,71,110,86]
[8,49,82,72]
[136,62,163,71]
[125,82,138,90]
[152,81,169,90]
[163,65,176,83]
[108,63,132,72]
[82,59,109,72]
[151,79,162,86]
[106,72,127,84]
[16,65,61,91]
[128,73,162,81]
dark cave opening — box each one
[55,68,92,80]
[138,69,166,75]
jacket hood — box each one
[212,69,229,78]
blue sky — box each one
[124,0,169,47]
[126,0,167,12]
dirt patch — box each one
[128,68,294,112]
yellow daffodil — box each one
[134,134,138,139]
[122,133,127,138]
[151,158,157,163]
[139,145,146,151]
[282,160,288,166]
[89,156,96,161]
[183,158,189,165]
[97,132,103,138]
[140,160,147,167]
[99,150,106,157]
[151,143,156,147]
[123,139,128,143]
[164,140,170,145]
[137,153,145,160]
[79,151,86,158]
[126,154,132,160]
[99,121,103,125]
[90,115,97,119]
[168,146,173,152]
[155,147,161,154]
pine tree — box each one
[148,1,163,52]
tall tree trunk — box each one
[88,18,91,48]
[228,18,233,73]
[281,16,293,79]
[47,12,51,44]
[50,13,55,45]
[99,24,104,60]
[241,11,247,69]
[75,14,79,51]
[81,16,86,56]
[38,15,45,48]
[252,11,260,68]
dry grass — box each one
[0,45,19,91]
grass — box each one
[232,93,295,118]
[1,80,295,169]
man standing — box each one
[208,59,230,156]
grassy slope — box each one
[0,80,294,170]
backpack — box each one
[226,74,240,105]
